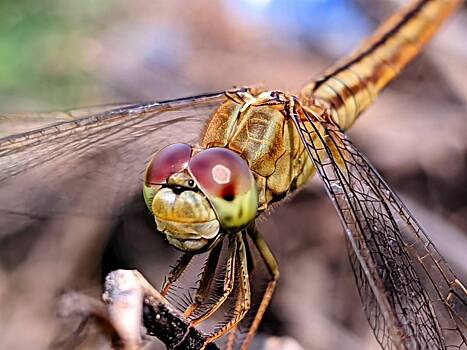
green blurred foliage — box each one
[0,0,116,110]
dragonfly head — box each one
[143,143,258,252]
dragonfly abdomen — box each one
[300,0,462,131]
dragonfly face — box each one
[143,143,258,252]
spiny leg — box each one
[225,286,245,350]
[189,235,238,324]
[225,236,255,350]
[240,224,279,350]
[183,241,223,319]
[206,232,251,343]
[161,252,193,296]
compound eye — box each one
[188,148,258,230]
[145,143,192,185]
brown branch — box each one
[56,270,219,350]
[142,294,219,350]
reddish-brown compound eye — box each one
[188,148,258,230]
[189,148,250,200]
[145,143,192,185]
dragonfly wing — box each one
[291,110,467,350]
[0,104,136,138]
[0,91,229,238]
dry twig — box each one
[57,270,220,350]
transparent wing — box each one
[0,103,135,138]
[0,91,230,239]
[291,108,467,350]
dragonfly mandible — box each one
[0,0,465,349]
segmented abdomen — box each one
[300,0,462,130]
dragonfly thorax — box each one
[143,143,258,252]
[201,89,316,212]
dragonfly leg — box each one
[205,232,252,343]
[183,241,223,319]
[189,236,237,323]
[161,252,193,296]
[225,281,247,350]
[224,235,255,350]
[239,225,279,350]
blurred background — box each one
[0,0,466,349]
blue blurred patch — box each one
[225,0,373,57]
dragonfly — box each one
[0,0,466,349]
